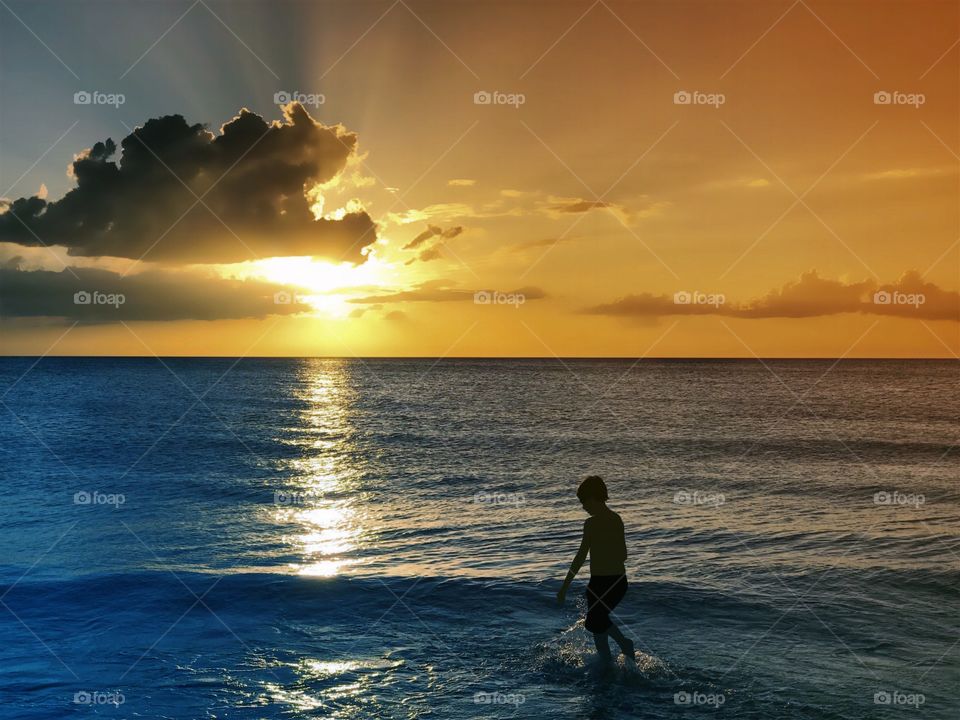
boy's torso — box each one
[587,510,627,575]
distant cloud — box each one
[448,178,476,187]
[860,166,956,182]
[540,195,666,224]
[585,271,959,321]
[0,103,377,264]
[386,203,477,225]
[0,266,306,322]
[510,236,577,254]
[548,199,615,214]
[401,225,465,265]
[402,224,463,250]
[413,243,446,263]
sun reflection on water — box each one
[275,360,366,577]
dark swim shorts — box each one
[585,575,628,633]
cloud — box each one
[0,103,377,264]
[511,236,576,252]
[414,243,446,263]
[402,224,463,250]
[736,271,871,318]
[0,266,307,322]
[402,225,465,265]
[584,271,959,321]
[860,166,956,182]
[385,203,478,225]
[350,279,547,304]
[448,179,476,187]
[548,199,615,214]
[539,196,665,224]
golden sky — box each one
[0,0,957,357]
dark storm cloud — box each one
[0,266,307,323]
[0,103,377,264]
[584,271,959,321]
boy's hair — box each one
[577,475,609,502]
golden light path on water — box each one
[275,360,364,577]
[267,361,381,714]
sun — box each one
[223,253,393,318]
[254,256,382,293]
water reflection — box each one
[276,360,364,577]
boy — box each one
[557,475,634,662]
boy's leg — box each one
[607,623,635,658]
[592,632,612,661]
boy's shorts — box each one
[585,575,628,633]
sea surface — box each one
[0,358,957,719]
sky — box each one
[0,0,958,357]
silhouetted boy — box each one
[557,475,634,662]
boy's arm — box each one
[557,521,590,605]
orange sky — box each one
[0,0,957,357]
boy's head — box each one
[577,475,608,513]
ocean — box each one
[0,358,956,719]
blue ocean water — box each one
[0,357,957,719]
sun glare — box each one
[227,254,393,318]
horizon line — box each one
[0,355,955,361]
